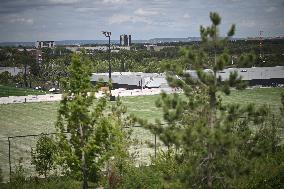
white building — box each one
[0,67,28,76]
[35,41,55,49]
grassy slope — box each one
[221,88,283,113]
[0,85,47,97]
[1,88,282,136]
[0,88,283,181]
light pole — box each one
[102,31,115,100]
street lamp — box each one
[102,31,111,80]
[102,31,115,101]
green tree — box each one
[138,12,284,189]
[15,49,35,88]
[31,134,57,178]
[55,52,130,189]
[0,71,12,85]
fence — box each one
[1,126,164,183]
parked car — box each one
[48,88,59,93]
[35,86,42,90]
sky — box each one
[0,0,283,42]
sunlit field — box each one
[0,87,283,181]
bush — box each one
[118,165,162,189]
[0,166,3,183]
[0,177,81,189]
[0,71,12,85]
[31,134,57,178]
[11,157,26,186]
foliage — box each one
[137,12,284,189]
[0,71,13,85]
[236,52,256,67]
[55,52,131,188]
[0,177,81,189]
[117,165,162,189]
[39,54,71,88]
[31,134,57,178]
[0,166,3,183]
[11,157,26,186]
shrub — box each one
[31,134,57,178]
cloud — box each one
[103,0,128,4]
[279,21,284,27]
[183,13,190,19]
[134,8,159,16]
[239,20,256,28]
[108,13,153,25]
[265,6,277,13]
[47,0,80,4]
[0,0,283,41]
[75,7,98,12]
[9,17,34,25]
[108,14,132,24]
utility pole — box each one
[259,30,264,63]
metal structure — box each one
[259,30,264,61]
[102,31,115,101]
[102,31,112,80]
[6,126,159,182]
[7,132,69,182]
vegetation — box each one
[55,52,132,189]
[0,85,47,97]
[0,177,81,189]
[125,12,284,188]
[31,134,57,178]
[0,88,283,184]
[0,11,284,189]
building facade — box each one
[35,41,55,49]
[120,34,131,46]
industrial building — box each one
[91,72,168,89]
[91,66,284,89]
[216,66,284,86]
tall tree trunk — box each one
[80,124,88,189]
[24,62,28,88]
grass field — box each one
[0,85,47,97]
[0,87,283,181]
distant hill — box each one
[0,37,251,47]
[0,42,35,47]
[148,37,201,43]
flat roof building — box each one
[91,66,284,90]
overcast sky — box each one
[0,0,283,42]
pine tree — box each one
[140,12,284,189]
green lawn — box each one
[0,85,47,97]
[0,87,283,181]
[221,88,284,114]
